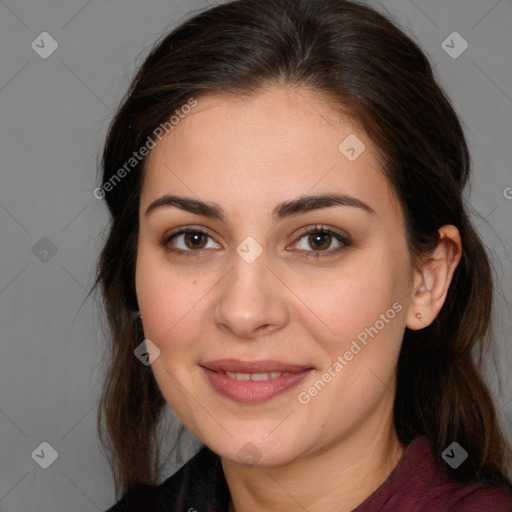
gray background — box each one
[0,0,511,510]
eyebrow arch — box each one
[145,193,375,223]
[274,193,375,220]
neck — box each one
[222,416,404,512]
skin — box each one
[135,85,461,512]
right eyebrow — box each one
[145,195,227,222]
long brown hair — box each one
[94,0,511,497]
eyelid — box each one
[287,225,351,258]
[160,225,221,254]
[162,224,215,241]
[292,225,350,244]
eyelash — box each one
[160,225,351,259]
[296,226,351,258]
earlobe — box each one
[406,225,462,331]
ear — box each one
[406,225,462,330]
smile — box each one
[223,371,293,381]
[200,359,313,403]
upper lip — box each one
[201,359,313,373]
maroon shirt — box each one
[107,436,512,511]
[353,437,512,511]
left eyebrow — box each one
[144,193,375,223]
[273,193,375,221]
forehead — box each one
[142,86,402,224]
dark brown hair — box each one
[94,0,511,497]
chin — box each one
[200,429,310,468]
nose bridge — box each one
[232,260,263,301]
[212,240,289,338]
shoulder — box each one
[105,444,228,512]
[439,484,512,511]
[355,437,512,512]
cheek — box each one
[306,251,408,385]
[135,244,220,371]
[306,258,401,337]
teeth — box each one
[224,371,293,381]
[225,372,251,380]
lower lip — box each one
[202,367,312,403]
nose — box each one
[212,250,290,339]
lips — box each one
[201,359,313,373]
[200,359,314,403]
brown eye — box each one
[161,228,221,256]
[293,226,351,258]
[307,232,332,251]
[183,231,208,250]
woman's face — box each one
[136,86,415,466]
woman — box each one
[95,0,512,510]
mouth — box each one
[200,359,314,403]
